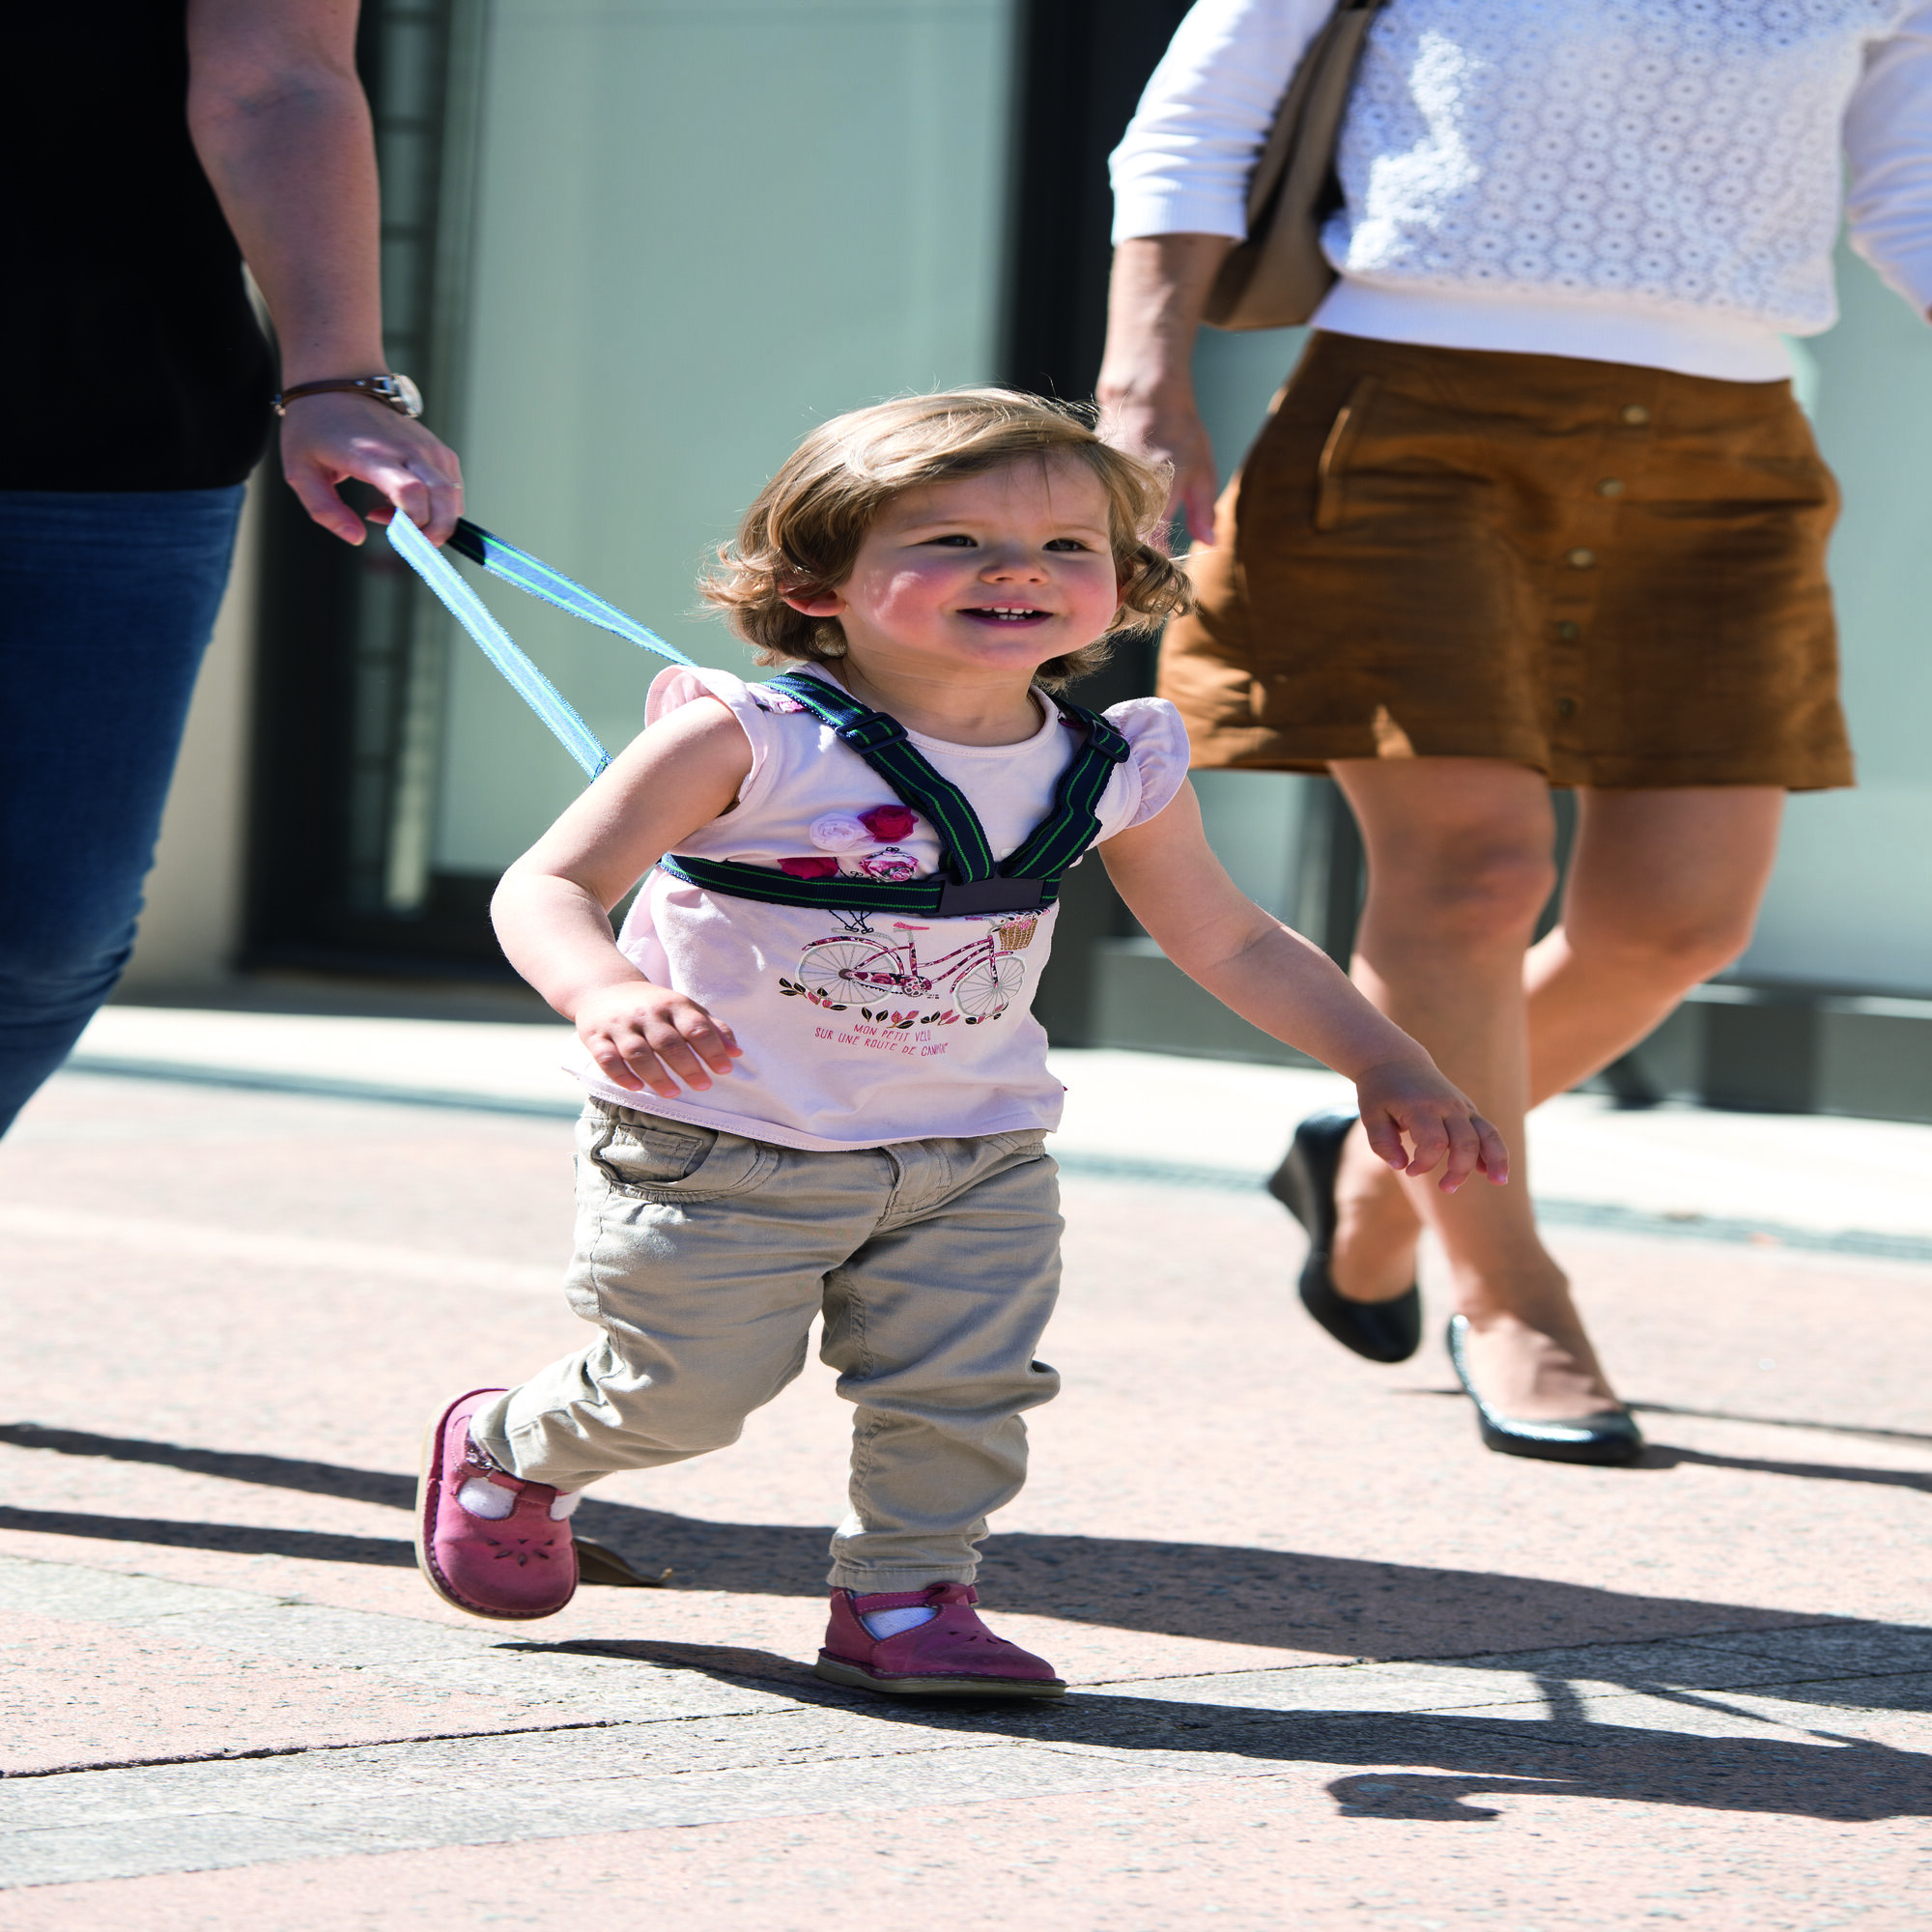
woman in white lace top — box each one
[1099,0,1932,1463]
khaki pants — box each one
[471,1100,1064,1590]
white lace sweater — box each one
[1111,0,1932,380]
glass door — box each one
[248,0,1019,973]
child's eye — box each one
[1044,537,1094,552]
[924,533,977,548]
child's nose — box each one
[981,547,1047,579]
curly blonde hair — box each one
[700,388,1194,689]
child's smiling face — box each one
[787,454,1123,686]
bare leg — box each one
[1325,780,1783,1411]
[1324,759,1615,1419]
[1523,785,1783,1095]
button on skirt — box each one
[1160,331,1854,790]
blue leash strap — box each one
[385,513,611,778]
[445,518,696,668]
[384,514,699,781]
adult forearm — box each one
[1096,235,1234,408]
[188,71,384,384]
[1095,235,1234,539]
[184,2,463,542]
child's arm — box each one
[1100,781,1509,1192]
[492,698,753,1101]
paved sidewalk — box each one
[2,1017,1929,1927]
[71,1001,1932,1249]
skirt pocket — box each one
[1313,375,1380,532]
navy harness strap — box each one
[759,672,1000,885]
[656,855,1038,918]
[659,673,1131,919]
[1002,701,1132,880]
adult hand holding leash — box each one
[278,386,464,547]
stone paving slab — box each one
[1120,1633,1891,1716]
[0,1609,524,1776]
[9,1638,1928,1891]
[1688,1624,1932,1675]
[1545,1678,1932,1745]
[5,1066,1931,1926]
[0,1721,1227,1889]
[9,1776,1927,1932]
[0,1555,817,1776]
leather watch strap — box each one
[273,373,423,419]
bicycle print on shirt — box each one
[757,786,1043,1054]
[775,909,1038,1057]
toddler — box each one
[415,389,1506,1697]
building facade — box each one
[130,0,1932,1122]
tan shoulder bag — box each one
[1203,0,1390,330]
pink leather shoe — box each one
[815,1582,1065,1698]
[415,1388,579,1621]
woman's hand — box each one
[1095,234,1236,546]
[279,392,465,546]
[575,980,743,1100]
[1099,385,1222,549]
[1353,1060,1511,1194]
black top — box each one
[3,3,275,491]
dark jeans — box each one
[0,486,246,1135]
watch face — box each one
[378,373,424,418]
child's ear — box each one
[781,586,846,618]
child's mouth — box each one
[961,605,1051,625]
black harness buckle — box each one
[933,874,1046,918]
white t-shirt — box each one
[566,665,1191,1151]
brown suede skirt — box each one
[1161,331,1854,789]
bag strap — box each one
[1202,0,1390,329]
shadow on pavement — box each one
[509,1634,1932,1825]
[0,1424,415,1508]
[1630,1402,1932,1449]
[1642,1446,1932,1491]
[14,1417,1924,1532]
[7,1420,1925,1668]
[1401,1387,1932,1450]
[0,1507,412,1567]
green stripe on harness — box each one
[758,673,1000,884]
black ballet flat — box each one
[1445,1315,1644,1465]
[1266,1108,1422,1365]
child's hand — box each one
[575,980,742,1100]
[1353,1059,1510,1194]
